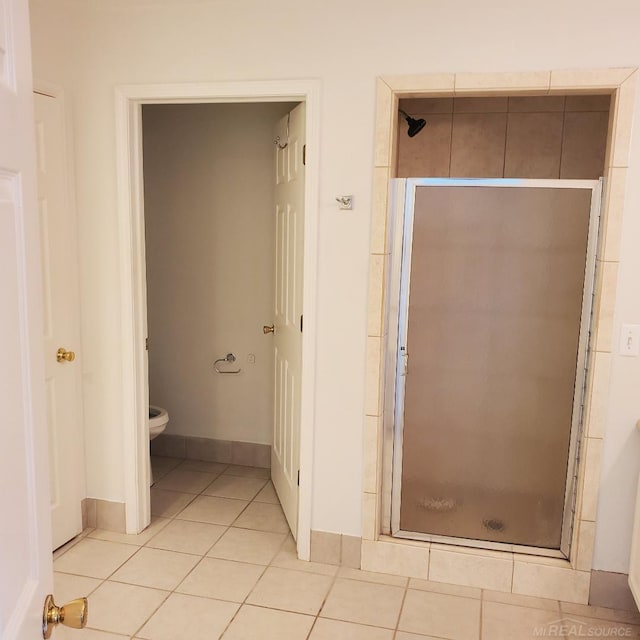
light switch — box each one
[619,324,640,357]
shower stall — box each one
[383,178,602,558]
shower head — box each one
[399,109,427,137]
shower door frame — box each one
[385,177,603,559]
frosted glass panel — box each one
[399,186,592,548]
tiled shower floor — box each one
[52,456,640,639]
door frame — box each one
[114,79,321,559]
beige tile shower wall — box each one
[396,95,611,179]
[143,103,295,446]
[364,69,637,603]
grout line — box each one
[304,616,320,639]
[128,587,172,639]
[558,97,567,179]
[501,111,509,178]
[394,576,410,635]
[447,112,454,178]
[302,554,341,639]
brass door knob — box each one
[56,347,76,363]
[43,594,88,639]
[263,325,275,334]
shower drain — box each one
[483,518,506,532]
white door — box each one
[0,0,55,638]
[272,103,305,539]
[35,90,85,550]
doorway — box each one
[115,80,320,559]
[141,100,301,536]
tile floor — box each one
[52,456,640,639]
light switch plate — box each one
[619,324,640,357]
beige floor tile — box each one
[309,618,394,639]
[53,531,90,560]
[233,501,289,533]
[146,519,227,555]
[55,629,128,640]
[562,617,640,638]
[151,456,183,481]
[224,465,270,479]
[221,604,314,640]
[86,580,168,635]
[54,571,102,602]
[398,589,481,640]
[482,601,565,639]
[179,459,228,475]
[560,601,640,625]
[320,578,405,629]
[177,557,264,602]
[337,567,408,587]
[395,633,442,640]
[208,527,286,564]
[88,517,171,546]
[153,468,220,494]
[204,474,267,500]
[483,588,560,611]
[409,578,480,599]
[137,592,239,640]
[177,495,249,525]
[110,547,200,590]
[53,539,138,579]
[271,537,338,576]
[254,481,280,504]
[247,566,333,615]
[150,489,195,518]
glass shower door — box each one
[391,179,601,554]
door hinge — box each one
[145,337,149,351]
[400,346,408,375]
[297,469,300,486]
[300,314,303,333]
[303,144,306,166]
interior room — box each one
[143,102,295,465]
[3,1,640,639]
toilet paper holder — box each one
[214,353,242,374]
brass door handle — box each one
[263,325,275,334]
[56,347,76,363]
[43,594,88,638]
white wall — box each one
[143,103,293,445]
[29,0,640,569]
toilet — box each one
[149,405,169,485]
[149,405,169,440]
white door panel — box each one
[272,103,305,538]
[35,91,85,550]
[0,0,55,637]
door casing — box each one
[114,79,321,560]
